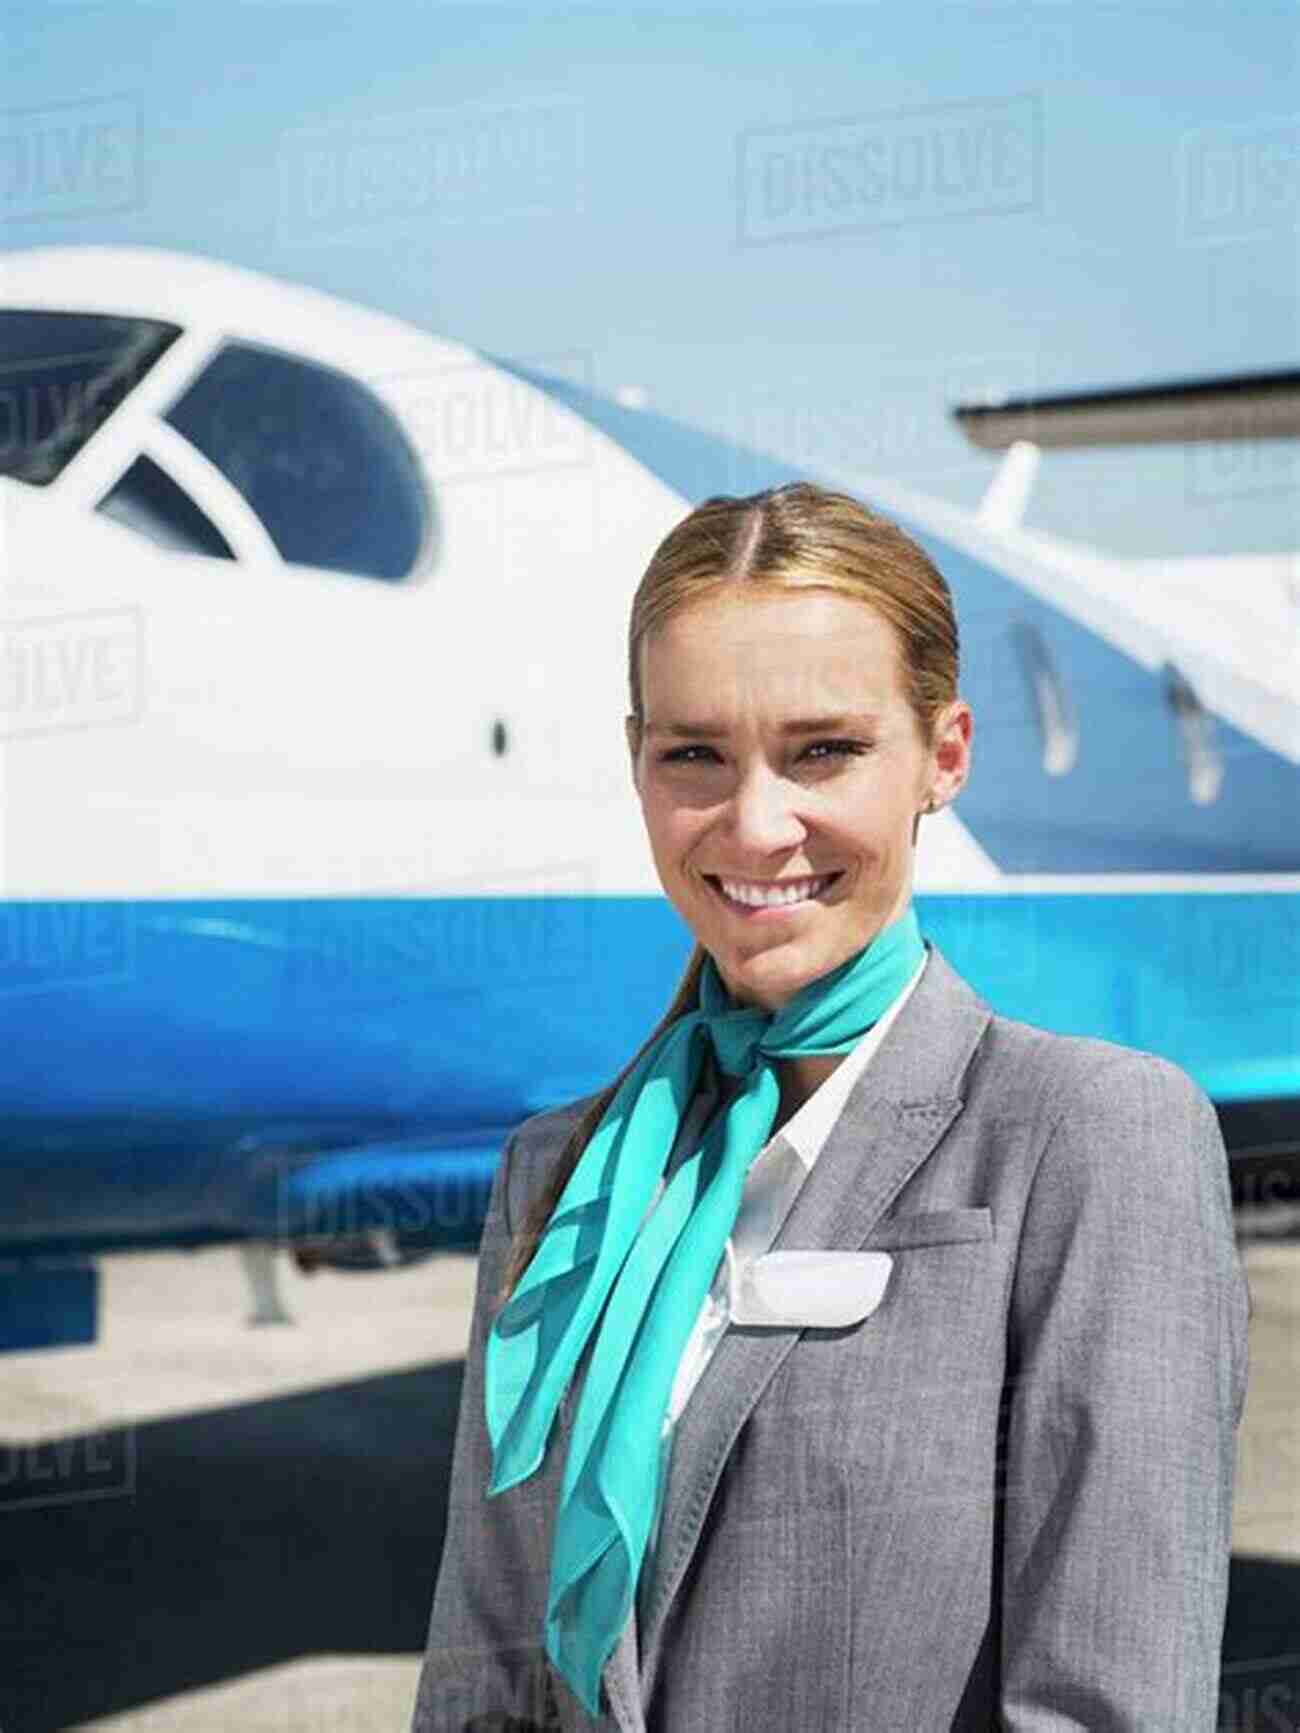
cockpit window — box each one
[0,311,181,485]
[165,342,429,581]
[97,454,235,560]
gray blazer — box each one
[411,941,1250,1732]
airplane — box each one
[2,243,1296,1351]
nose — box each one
[722,760,807,855]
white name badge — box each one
[731,1249,894,1328]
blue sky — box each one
[6,1,1299,554]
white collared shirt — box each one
[634,945,928,1617]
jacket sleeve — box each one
[999,1053,1250,1732]
[410,1129,560,1732]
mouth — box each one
[704,871,844,918]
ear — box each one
[927,699,973,808]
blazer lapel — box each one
[636,941,992,1702]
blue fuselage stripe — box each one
[2,892,1294,1247]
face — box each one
[626,587,972,1012]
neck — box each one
[775,1054,844,1124]
[714,1053,843,1128]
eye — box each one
[803,739,868,760]
[658,744,720,764]
[657,739,868,765]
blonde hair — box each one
[497,480,959,1303]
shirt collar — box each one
[776,945,929,1173]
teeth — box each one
[717,874,833,908]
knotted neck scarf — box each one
[484,904,926,1714]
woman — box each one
[412,482,1249,1732]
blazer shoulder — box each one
[971,1004,1214,1126]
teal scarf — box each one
[484,905,925,1714]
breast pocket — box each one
[863,1205,994,1251]
[856,1205,999,1357]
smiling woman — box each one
[413,482,1248,1733]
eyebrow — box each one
[645,712,882,739]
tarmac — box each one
[2,1220,1297,1732]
